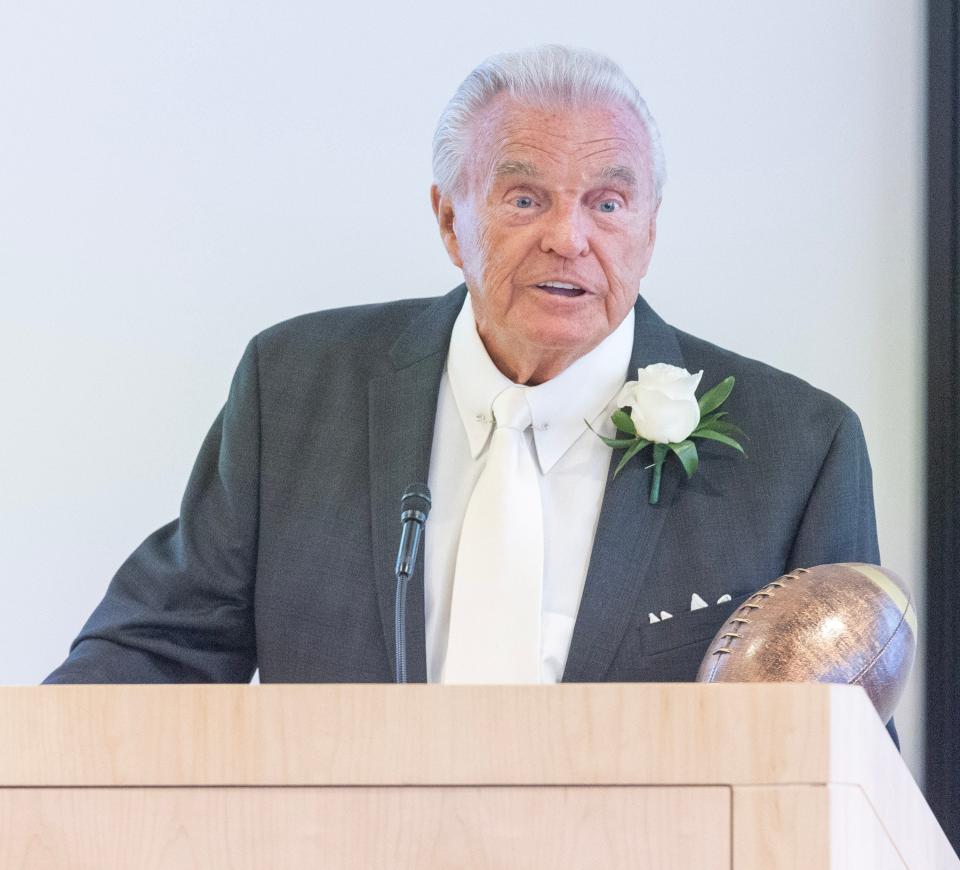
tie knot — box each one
[491,386,532,431]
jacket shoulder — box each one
[673,327,857,435]
[253,296,439,363]
[227,295,447,407]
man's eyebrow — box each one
[596,164,639,188]
[493,159,540,179]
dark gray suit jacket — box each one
[45,285,896,743]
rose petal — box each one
[634,364,703,401]
[630,389,701,443]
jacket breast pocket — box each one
[638,593,752,658]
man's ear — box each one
[431,184,463,269]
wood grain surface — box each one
[733,784,909,870]
[0,682,839,786]
[0,684,955,869]
[0,785,730,870]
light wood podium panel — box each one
[0,683,955,869]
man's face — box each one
[432,93,659,381]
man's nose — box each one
[539,202,590,258]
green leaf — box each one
[668,439,699,478]
[697,410,728,428]
[602,437,641,449]
[696,418,749,441]
[697,376,735,417]
[613,438,650,478]
[611,409,636,436]
[692,428,745,454]
[584,418,637,449]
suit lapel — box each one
[562,294,688,682]
[368,286,467,683]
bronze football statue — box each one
[696,563,916,722]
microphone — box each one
[394,483,431,683]
[395,484,431,580]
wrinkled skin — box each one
[431,92,660,385]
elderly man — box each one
[44,44,894,741]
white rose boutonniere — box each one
[620,363,703,444]
[590,364,747,505]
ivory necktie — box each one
[442,385,544,683]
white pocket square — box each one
[648,592,732,624]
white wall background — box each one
[0,3,925,782]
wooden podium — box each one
[0,683,956,869]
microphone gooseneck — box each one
[394,483,431,684]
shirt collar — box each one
[446,293,635,473]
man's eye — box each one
[597,200,620,213]
[514,196,535,209]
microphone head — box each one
[400,483,432,519]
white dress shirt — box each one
[425,294,635,683]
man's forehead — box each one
[469,95,649,187]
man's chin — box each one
[514,322,603,362]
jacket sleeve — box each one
[786,405,881,570]
[784,405,901,750]
[43,337,262,683]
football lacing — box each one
[711,567,812,656]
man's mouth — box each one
[536,281,588,298]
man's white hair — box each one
[432,44,666,203]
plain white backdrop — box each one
[0,3,925,781]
